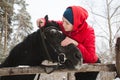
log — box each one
[116,37,120,77]
[0,63,116,76]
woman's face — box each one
[62,17,73,31]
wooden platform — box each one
[0,63,116,76]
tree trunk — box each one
[3,7,8,54]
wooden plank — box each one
[0,63,116,76]
[116,37,120,77]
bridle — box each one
[39,26,67,74]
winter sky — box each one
[26,0,90,31]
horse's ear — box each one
[44,15,48,22]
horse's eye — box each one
[58,31,62,34]
[51,29,57,33]
[74,53,81,60]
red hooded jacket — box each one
[56,6,98,63]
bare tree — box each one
[88,0,120,55]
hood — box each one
[69,6,88,33]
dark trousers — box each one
[75,59,101,80]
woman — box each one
[37,5,100,80]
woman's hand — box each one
[61,37,78,46]
[36,18,46,28]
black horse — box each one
[0,16,82,80]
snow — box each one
[115,78,120,80]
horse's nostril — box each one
[58,53,66,64]
[75,54,81,60]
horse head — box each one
[43,26,83,69]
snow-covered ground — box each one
[115,78,120,80]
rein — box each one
[39,27,52,61]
